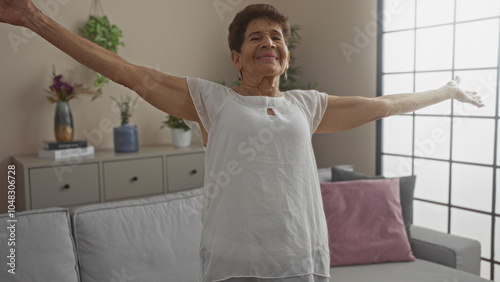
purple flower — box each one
[54,74,63,83]
[50,75,74,96]
[45,68,95,103]
[63,82,73,94]
[52,77,64,93]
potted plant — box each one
[161,115,191,147]
[79,1,125,98]
[111,94,139,152]
[279,25,317,91]
[45,66,96,142]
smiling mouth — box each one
[257,57,279,60]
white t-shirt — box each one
[183,77,330,282]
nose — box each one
[261,35,276,49]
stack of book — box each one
[38,140,95,160]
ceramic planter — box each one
[171,128,191,147]
[113,123,138,152]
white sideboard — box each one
[12,145,205,211]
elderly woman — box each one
[0,2,484,282]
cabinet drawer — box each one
[104,157,163,201]
[166,153,205,192]
[30,163,100,209]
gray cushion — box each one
[330,167,416,243]
[318,165,354,183]
[71,188,204,282]
[329,259,491,282]
[0,208,79,282]
[318,167,333,183]
[410,225,482,276]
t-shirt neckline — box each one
[228,87,288,107]
[229,87,284,98]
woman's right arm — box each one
[0,0,199,122]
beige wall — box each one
[284,0,378,174]
[0,0,377,212]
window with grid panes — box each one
[377,0,499,280]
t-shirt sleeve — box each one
[311,90,329,134]
[183,77,229,147]
[290,89,329,135]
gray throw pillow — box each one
[0,208,80,282]
[71,188,204,282]
[330,167,416,243]
[318,167,333,183]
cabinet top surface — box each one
[13,144,205,167]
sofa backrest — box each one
[0,207,80,282]
[70,187,204,282]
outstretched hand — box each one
[0,0,38,27]
[447,76,485,108]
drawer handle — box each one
[64,184,71,189]
[131,176,139,182]
[190,169,197,175]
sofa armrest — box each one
[410,225,481,276]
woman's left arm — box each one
[314,76,484,134]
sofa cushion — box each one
[318,165,354,183]
[330,167,416,242]
[71,188,204,282]
[0,207,79,282]
[329,259,491,282]
[321,179,414,267]
[318,167,333,183]
[410,225,482,276]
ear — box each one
[231,50,242,70]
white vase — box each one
[172,128,192,147]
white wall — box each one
[0,0,377,212]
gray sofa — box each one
[0,184,492,281]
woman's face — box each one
[232,18,290,81]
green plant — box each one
[110,94,138,125]
[79,15,125,98]
[161,115,190,132]
[279,25,317,91]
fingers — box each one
[451,77,484,108]
[474,101,485,108]
[468,92,485,108]
[467,90,479,96]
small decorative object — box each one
[54,101,74,142]
[45,66,95,142]
[79,0,125,97]
[161,115,191,147]
[111,94,139,152]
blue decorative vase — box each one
[113,123,138,152]
[54,101,74,142]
